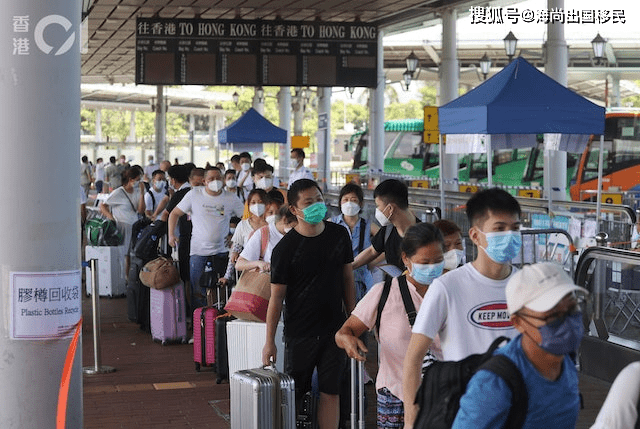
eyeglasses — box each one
[518,303,581,328]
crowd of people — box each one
[81,151,636,429]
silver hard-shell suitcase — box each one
[230,365,296,429]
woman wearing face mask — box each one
[335,222,445,428]
[99,165,145,278]
[433,219,465,273]
[220,189,268,286]
[330,183,376,302]
[223,169,238,195]
[235,205,297,273]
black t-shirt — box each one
[271,221,354,338]
[166,187,192,238]
[371,219,422,270]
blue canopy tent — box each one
[218,108,287,153]
[437,57,606,216]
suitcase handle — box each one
[350,355,365,429]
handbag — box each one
[224,226,272,322]
[139,256,180,290]
[85,217,123,246]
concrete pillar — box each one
[369,29,385,173]
[293,89,304,136]
[544,0,568,201]
[253,87,264,115]
[610,74,621,107]
[95,107,102,142]
[189,114,196,163]
[209,112,218,163]
[318,87,332,188]
[440,8,460,191]
[129,109,136,143]
[0,1,82,427]
[278,87,292,181]
[155,85,166,163]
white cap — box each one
[506,262,588,315]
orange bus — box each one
[570,109,640,201]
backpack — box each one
[133,220,167,262]
[413,336,528,429]
[131,216,153,249]
[85,217,123,246]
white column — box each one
[189,114,196,163]
[0,1,82,427]
[278,87,292,180]
[293,89,304,136]
[610,74,621,107]
[369,29,385,172]
[155,85,166,163]
[129,109,136,143]
[209,112,218,163]
[95,107,103,142]
[318,87,332,188]
[544,0,568,201]
[440,8,460,192]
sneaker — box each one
[188,337,194,344]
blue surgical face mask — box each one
[409,261,444,285]
[479,230,522,263]
[523,311,584,356]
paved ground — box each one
[82,292,613,429]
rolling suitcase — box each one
[230,366,296,429]
[215,314,234,383]
[127,255,150,332]
[193,306,220,372]
[150,282,188,345]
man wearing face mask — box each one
[144,170,168,220]
[433,219,465,272]
[242,163,288,220]
[452,262,586,428]
[263,179,356,429]
[287,148,314,189]
[353,179,420,273]
[236,152,254,202]
[168,167,244,311]
[402,188,521,428]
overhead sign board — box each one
[136,18,378,87]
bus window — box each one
[582,141,611,182]
[388,132,423,159]
[422,144,440,170]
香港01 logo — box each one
[467,302,513,329]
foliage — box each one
[420,84,437,106]
[385,100,424,120]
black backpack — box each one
[133,220,167,262]
[413,336,528,429]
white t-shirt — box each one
[105,186,140,225]
[231,218,258,248]
[287,166,314,189]
[144,187,166,219]
[412,262,517,361]
[176,187,244,256]
[237,170,254,200]
[239,223,283,263]
[95,162,105,181]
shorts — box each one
[284,334,347,404]
[377,387,404,428]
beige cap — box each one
[506,262,588,315]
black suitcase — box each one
[215,314,234,384]
[127,255,150,332]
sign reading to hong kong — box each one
[135,18,378,87]
[467,302,512,329]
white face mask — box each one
[207,180,223,193]
[153,180,165,191]
[443,249,464,271]
[250,203,266,217]
[290,158,299,168]
[132,179,141,188]
[266,214,277,225]
[241,162,251,171]
[256,177,273,190]
[229,227,236,235]
[341,201,360,217]
[226,179,237,189]
[375,206,391,227]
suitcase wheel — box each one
[216,377,223,384]
[161,340,167,346]
[195,362,201,372]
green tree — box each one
[385,100,424,120]
[420,84,437,106]
[135,111,156,142]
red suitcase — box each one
[193,306,220,371]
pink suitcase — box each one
[193,306,221,371]
[150,282,188,345]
